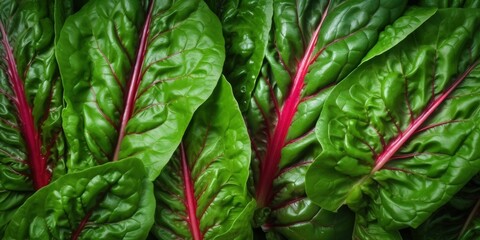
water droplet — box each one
[240,86,246,93]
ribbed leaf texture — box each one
[4,159,154,240]
[151,78,255,240]
[306,8,480,239]
[57,0,225,179]
[0,0,67,234]
[243,0,407,238]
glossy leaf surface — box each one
[4,158,154,240]
[245,0,406,238]
[361,7,437,63]
[459,218,480,240]
[410,174,480,240]
[205,0,273,111]
[151,78,254,240]
[0,0,66,234]
[57,0,225,179]
[307,8,480,233]
[418,0,480,8]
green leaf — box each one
[307,8,480,233]
[57,0,225,180]
[151,78,254,239]
[244,0,407,238]
[459,218,480,240]
[0,0,67,235]
[410,174,480,240]
[362,7,437,63]
[205,0,273,112]
[418,0,480,8]
[4,158,154,239]
[353,215,402,240]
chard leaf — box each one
[4,158,154,240]
[353,216,403,240]
[306,8,480,233]
[410,174,480,240]
[362,7,437,63]
[151,78,255,240]
[205,0,273,111]
[0,0,68,234]
[459,218,480,240]
[57,0,225,179]
[244,0,406,237]
[418,0,480,8]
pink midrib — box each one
[68,1,155,237]
[71,210,93,240]
[112,0,154,161]
[372,60,479,172]
[0,22,50,189]
[255,7,329,207]
[180,143,203,240]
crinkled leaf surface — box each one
[57,0,225,179]
[244,0,406,238]
[410,174,480,240]
[205,0,273,111]
[4,158,154,240]
[151,78,255,240]
[353,216,402,240]
[361,7,437,63]
[306,8,480,234]
[0,0,67,234]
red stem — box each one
[180,143,203,240]
[372,60,479,172]
[71,210,93,240]
[0,22,50,189]
[112,0,154,161]
[255,4,330,207]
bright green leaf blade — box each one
[307,8,480,231]
[57,0,225,180]
[362,7,437,63]
[244,0,407,238]
[206,0,273,112]
[151,78,254,239]
[4,158,154,239]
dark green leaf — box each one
[206,0,273,111]
[459,218,480,240]
[417,0,480,8]
[0,0,67,234]
[409,174,480,240]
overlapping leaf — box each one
[243,0,406,238]
[0,0,67,234]
[306,8,480,238]
[205,0,273,111]
[57,0,225,179]
[418,0,480,8]
[4,159,154,240]
[151,78,254,240]
[410,174,480,240]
